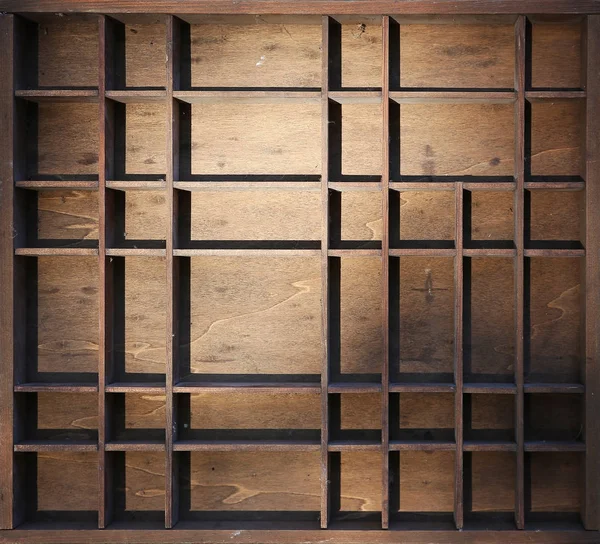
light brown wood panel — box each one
[341,22,382,89]
[124,191,167,241]
[125,23,167,88]
[399,24,514,89]
[189,452,320,511]
[398,451,454,512]
[189,257,322,375]
[190,393,320,429]
[37,393,98,430]
[340,257,382,375]
[470,394,514,430]
[529,452,581,512]
[529,190,583,241]
[531,23,582,89]
[190,23,321,88]
[124,394,166,429]
[342,104,382,176]
[340,451,382,512]
[400,103,514,176]
[125,103,167,176]
[468,258,514,380]
[191,104,321,175]
[530,99,584,177]
[341,191,382,241]
[340,393,381,430]
[38,19,99,88]
[190,191,321,240]
[37,452,98,511]
[38,102,99,176]
[37,256,99,375]
[399,191,455,240]
[124,452,165,511]
[470,191,514,241]
[398,257,454,377]
[38,190,99,240]
[528,257,581,382]
[398,393,454,430]
[122,257,166,376]
[470,452,515,512]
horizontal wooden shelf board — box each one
[328,440,382,451]
[173,440,320,452]
[524,441,586,452]
[14,247,99,256]
[389,383,456,393]
[15,180,99,190]
[525,90,586,100]
[105,383,166,393]
[173,249,322,257]
[15,89,99,102]
[524,383,585,393]
[328,382,382,393]
[106,180,167,190]
[463,441,517,452]
[105,441,165,452]
[174,90,321,104]
[173,382,321,394]
[524,248,585,257]
[463,383,517,394]
[524,181,585,191]
[106,90,167,103]
[14,441,98,452]
[389,441,456,451]
[14,383,98,393]
[390,90,516,103]
[105,248,167,257]
[174,181,321,191]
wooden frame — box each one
[0,1,599,542]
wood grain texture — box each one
[124,104,167,177]
[340,451,382,512]
[190,104,321,175]
[340,191,382,241]
[341,104,382,176]
[37,191,99,240]
[123,191,167,241]
[123,452,166,512]
[399,24,514,89]
[470,452,515,513]
[341,21,381,89]
[125,23,167,89]
[469,192,514,241]
[398,192,455,240]
[340,394,381,430]
[37,392,98,433]
[529,452,581,513]
[189,257,322,375]
[124,394,166,430]
[529,191,582,241]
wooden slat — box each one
[525,181,585,191]
[173,441,320,452]
[15,89,99,102]
[514,15,526,531]
[389,383,456,393]
[524,248,585,257]
[174,382,321,394]
[390,90,516,103]
[0,13,15,530]
[14,383,99,393]
[328,90,382,104]
[15,180,99,190]
[173,249,321,257]
[174,90,321,104]
[328,441,382,452]
[524,383,584,394]
[380,15,390,531]
[174,181,320,191]
[524,441,586,453]
[328,382,382,394]
[105,248,166,257]
[105,441,165,452]
[105,89,167,103]
[463,383,517,394]
[389,441,456,452]
[463,441,517,452]
[15,247,99,256]
[389,248,457,257]
[105,383,166,393]
[453,182,464,529]
[14,440,98,452]
[525,90,586,99]
[106,180,166,190]
[583,14,600,531]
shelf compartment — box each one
[178,450,320,522]
[525,394,583,443]
[465,190,514,249]
[337,190,382,247]
[339,19,382,90]
[330,393,381,443]
[390,392,454,442]
[464,393,514,443]
[183,255,322,378]
[527,190,583,249]
[107,392,166,443]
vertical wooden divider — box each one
[381,15,391,531]
[166,15,180,529]
[98,14,113,529]
[0,12,15,531]
[320,15,332,530]
[583,14,600,532]
[514,14,526,531]
[454,182,464,529]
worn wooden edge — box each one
[0,12,15,531]
[2,0,600,13]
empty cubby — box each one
[464,257,515,383]
[527,190,583,249]
[391,256,455,383]
[106,393,166,444]
[337,189,382,248]
[526,257,582,384]
[330,393,381,443]
[464,393,515,443]
[179,451,321,522]
[525,394,583,443]
[340,19,382,89]
[465,190,514,249]
[390,392,454,443]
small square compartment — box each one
[527,190,583,249]
[181,451,320,521]
[530,19,583,90]
[526,452,582,523]
[107,102,167,181]
[187,18,321,89]
[392,256,455,382]
[525,394,582,442]
[185,190,321,248]
[529,99,584,179]
[108,18,167,90]
[330,393,381,443]
[337,189,382,247]
[466,452,515,522]
[17,101,99,182]
[397,103,514,179]
[18,256,99,383]
[465,190,514,248]
[390,393,454,442]
[340,19,382,89]
[16,392,98,443]
[335,451,382,522]
[21,15,99,90]
[107,393,166,443]
[337,256,383,380]
[397,21,514,90]
[15,452,98,525]
[109,451,166,524]
[391,451,455,523]
[464,394,514,442]
[181,392,320,442]
[184,103,321,178]
[109,256,167,383]
[464,257,515,383]
[184,256,322,380]
[526,257,581,383]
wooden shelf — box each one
[389,441,456,451]
[106,180,167,190]
[328,440,382,452]
[463,441,517,452]
[173,440,320,452]
[328,382,382,394]
[174,90,321,104]
[106,89,167,103]
[174,181,320,191]
[105,383,166,393]
[173,249,321,257]
[15,180,99,190]
[524,383,585,394]
[463,383,517,394]
[14,383,98,393]
[390,90,516,103]
[14,440,98,452]
[105,248,167,257]
[524,441,586,453]
[173,382,321,394]
[15,89,99,102]
[389,383,456,393]
[15,247,99,256]
[105,441,165,452]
